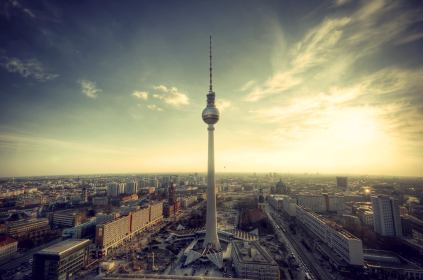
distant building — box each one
[107,183,119,197]
[275,179,288,194]
[336,177,348,191]
[51,210,83,228]
[168,183,176,205]
[0,236,17,262]
[372,195,402,237]
[124,181,137,195]
[81,186,88,203]
[92,196,109,206]
[6,218,50,240]
[32,239,91,280]
[297,194,327,213]
[231,240,280,280]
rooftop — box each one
[38,239,90,256]
[232,240,277,265]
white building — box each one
[296,205,364,266]
[372,195,402,237]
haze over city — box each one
[1,0,423,177]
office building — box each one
[0,237,17,262]
[32,239,91,280]
[372,195,402,237]
[231,240,280,280]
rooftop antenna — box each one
[209,35,213,92]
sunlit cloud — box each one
[147,104,163,112]
[79,79,102,99]
[152,85,189,107]
[132,90,149,100]
[216,99,231,112]
[0,56,58,81]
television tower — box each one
[202,36,221,250]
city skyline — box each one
[1,0,423,177]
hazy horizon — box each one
[1,0,423,177]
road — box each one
[265,204,317,280]
[266,204,334,280]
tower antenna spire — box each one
[209,35,213,92]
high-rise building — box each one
[107,183,119,197]
[32,239,91,280]
[372,195,402,237]
[124,181,137,194]
[202,36,220,251]
[337,176,348,191]
[168,183,176,205]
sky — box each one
[0,0,423,177]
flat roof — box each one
[38,239,90,256]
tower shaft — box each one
[204,124,220,250]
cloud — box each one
[132,90,149,100]
[245,0,420,102]
[79,80,102,99]
[216,99,232,112]
[334,0,351,7]
[152,85,189,107]
[147,104,163,112]
[1,0,36,19]
[0,56,58,81]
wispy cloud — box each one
[216,99,232,112]
[79,80,102,99]
[0,56,58,81]
[132,90,149,100]
[152,85,189,107]
[1,0,36,19]
[244,0,421,102]
[147,104,163,112]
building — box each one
[372,195,402,237]
[296,205,364,266]
[231,240,280,280]
[168,183,176,205]
[92,196,109,206]
[62,218,96,239]
[95,202,163,257]
[336,176,348,191]
[107,183,119,197]
[6,218,50,240]
[96,215,131,257]
[0,237,17,262]
[32,239,91,280]
[180,196,197,209]
[51,210,83,228]
[275,179,288,194]
[297,194,327,213]
[124,181,137,195]
[201,36,220,251]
